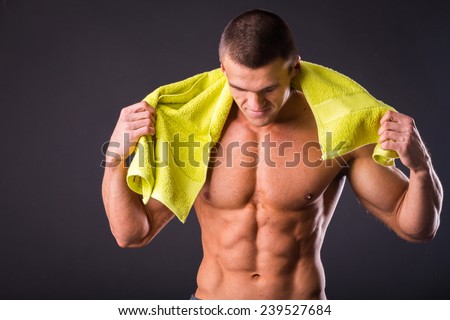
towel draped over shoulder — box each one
[126,61,398,223]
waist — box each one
[193,201,329,299]
[195,254,325,299]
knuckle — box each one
[130,130,145,141]
[124,123,132,131]
[405,125,414,134]
[120,109,131,120]
[143,118,151,126]
[142,127,152,136]
[122,114,131,122]
[128,132,138,142]
[139,101,149,108]
[143,110,151,118]
[119,108,128,117]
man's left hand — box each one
[378,110,430,172]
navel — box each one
[251,273,261,280]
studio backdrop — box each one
[0,0,448,299]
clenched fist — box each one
[105,101,156,166]
[378,110,430,172]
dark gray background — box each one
[0,0,449,299]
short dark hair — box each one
[219,9,298,69]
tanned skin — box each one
[102,56,442,299]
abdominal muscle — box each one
[193,185,341,300]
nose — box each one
[247,93,266,111]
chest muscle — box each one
[202,125,342,211]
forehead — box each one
[222,56,290,91]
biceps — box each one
[348,153,409,218]
[144,198,175,241]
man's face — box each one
[221,55,298,127]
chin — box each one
[248,118,274,127]
[243,111,276,127]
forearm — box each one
[102,158,151,247]
[397,162,443,241]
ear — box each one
[220,63,226,75]
[293,55,301,74]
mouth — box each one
[246,107,271,117]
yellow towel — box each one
[295,62,399,164]
[126,61,399,223]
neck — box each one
[275,89,304,122]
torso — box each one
[193,91,349,299]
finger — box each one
[127,101,149,112]
[150,113,156,126]
[378,120,407,135]
[129,110,156,127]
[129,110,152,121]
[381,111,415,127]
[129,125,155,141]
[120,102,150,120]
[379,130,405,144]
[380,110,398,125]
[134,124,155,137]
[126,118,152,131]
[380,139,397,151]
[129,101,156,115]
[142,101,156,115]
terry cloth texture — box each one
[126,61,399,223]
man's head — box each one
[219,9,298,69]
[219,9,300,127]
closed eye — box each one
[228,83,279,93]
[262,85,278,93]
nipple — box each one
[203,191,211,200]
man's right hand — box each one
[102,101,174,247]
[106,101,156,164]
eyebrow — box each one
[228,82,279,93]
